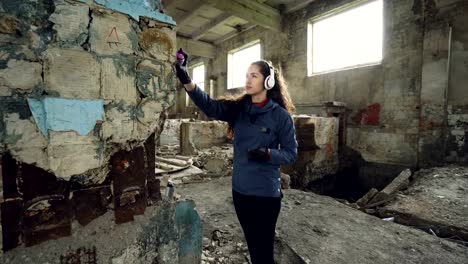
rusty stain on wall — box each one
[352,103,381,126]
[139,28,174,60]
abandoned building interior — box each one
[0,0,467,263]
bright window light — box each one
[187,64,204,106]
[192,64,205,91]
[228,41,261,89]
[308,0,383,75]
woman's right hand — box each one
[174,48,193,86]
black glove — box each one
[174,48,192,85]
[247,147,270,162]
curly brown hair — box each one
[219,61,295,139]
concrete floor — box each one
[379,165,468,244]
[178,176,468,264]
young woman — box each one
[174,49,298,264]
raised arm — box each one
[185,83,234,122]
[174,48,233,122]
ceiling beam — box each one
[162,0,177,10]
[286,0,317,13]
[214,22,256,45]
[200,0,281,32]
[176,3,206,28]
[176,36,216,59]
[191,13,232,41]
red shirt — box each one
[253,98,269,107]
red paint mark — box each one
[352,103,381,125]
[107,27,121,47]
[108,27,120,41]
[419,118,442,131]
[326,143,333,157]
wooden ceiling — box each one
[162,0,316,58]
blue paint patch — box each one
[28,98,104,137]
[175,200,202,262]
[78,0,176,25]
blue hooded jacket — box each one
[187,86,298,197]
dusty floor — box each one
[379,165,468,243]
[177,176,468,264]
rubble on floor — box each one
[378,166,468,245]
[1,200,202,264]
[157,144,233,186]
[178,176,468,264]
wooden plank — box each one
[176,3,206,28]
[201,0,281,31]
[213,22,256,45]
[177,36,216,58]
[191,13,232,41]
[156,156,192,167]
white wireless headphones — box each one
[263,60,275,90]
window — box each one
[186,63,205,106]
[308,0,383,75]
[192,64,205,90]
[227,41,261,89]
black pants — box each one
[233,190,282,264]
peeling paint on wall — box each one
[27,98,104,137]
[78,0,176,25]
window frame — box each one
[307,0,383,76]
[227,40,262,90]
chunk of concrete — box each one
[203,158,229,175]
[276,189,468,264]
[4,113,47,148]
[101,57,138,104]
[180,121,228,155]
[0,60,42,93]
[281,173,291,189]
[356,188,378,208]
[283,115,339,186]
[89,9,137,55]
[43,48,100,99]
[4,113,49,170]
[379,166,468,241]
[48,3,89,46]
[0,86,12,96]
[369,169,412,204]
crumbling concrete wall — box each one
[180,121,229,155]
[420,1,468,164]
[159,118,190,146]
[0,0,177,180]
[0,0,195,256]
[282,115,339,188]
